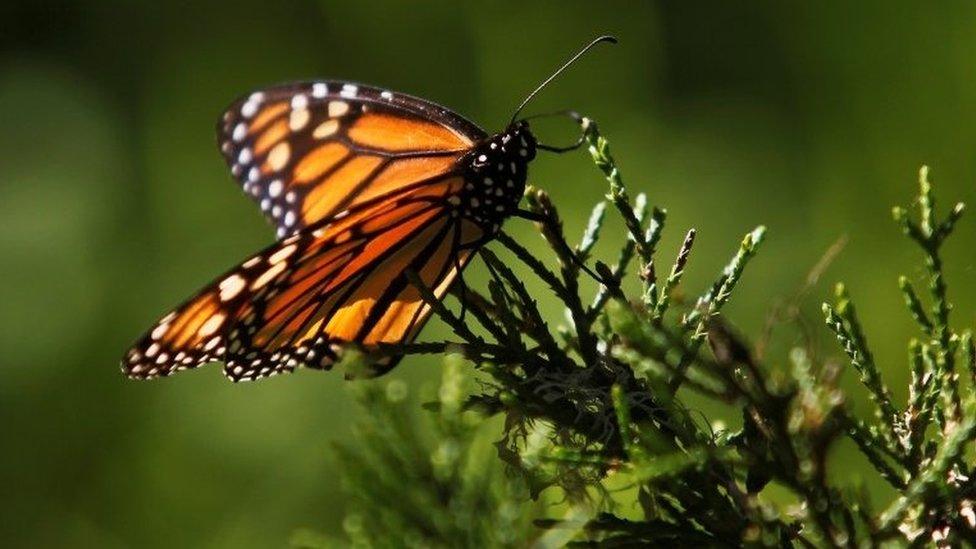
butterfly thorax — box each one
[458,122,537,233]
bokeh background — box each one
[3,1,975,546]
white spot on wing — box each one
[251,261,287,290]
[241,102,258,118]
[232,123,247,142]
[268,180,283,198]
[289,109,310,131]
[219,274,246,301]
[151,323,169,340]
[328,101,349,118]
[269,244,297,264]
[198,313,226,338]
[267,142,290,171]
[241,92,265,118]
[313,119,339,138]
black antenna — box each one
[509,35,617,125]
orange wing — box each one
[122,179,487,381]
[216,81,487,238]
[123,82,492,381]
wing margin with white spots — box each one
[216,80,487,239]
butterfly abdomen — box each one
[458,122,537,234]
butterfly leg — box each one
[534,110,587,153]
[455,254,470,322]
[480,249,514,309]
[512,209,610,286]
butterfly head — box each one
[506,119,538,161]
[460,123,537,232]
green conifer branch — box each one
[316,124,976,548]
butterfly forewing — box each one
[216,81,487,238]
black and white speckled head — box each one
[458,121,537,234]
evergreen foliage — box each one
[299,122,974,548]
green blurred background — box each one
[2,1,975,546]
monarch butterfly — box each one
[122,36,615,382]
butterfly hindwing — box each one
[216,81,487,238]
[122,244,289,379]
[123,175,487,381]
[221,177,483,381]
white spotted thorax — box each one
[460,120,537,234]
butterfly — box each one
[121,36,615,382]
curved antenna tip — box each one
[509,35,618,124]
